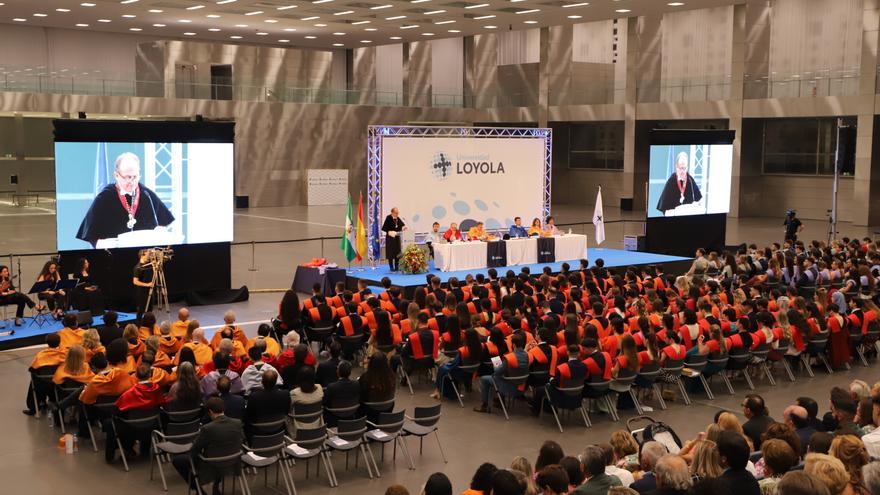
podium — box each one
[96,229,185,249]
[401,229,416,250]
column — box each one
[854,0,880,225]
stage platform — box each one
[347,248,691,296]
[0,311,137,351]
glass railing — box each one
[745,68,861,99]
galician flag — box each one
[355,192,368,262]
[593,187,606,245]
[341,194,357,262]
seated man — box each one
[581,338,612,399]
[173,397,245,495]
[247,323,281,358]
[541,345,587,414]
[508,216,528,239]
[243,369,290,437]
[178,327,213,365]
[157,321,182,358]
[305,295,336,329]
[58,313,85,349]
[96,311,122,347]
[200,352,244,399]
[216,375,245,420]
[109,363,167,461]
[467,221,488,241]
[474,333,531,413]
[210,310,248,349]
[443,222,464,242]
[424,221,442,258]
[23,332,67,416]
[171,307,191,338]
[400,316,440,377]
[240,343,282,395]
[316,341,342,388]
[323,360,360,426]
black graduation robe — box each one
[656,173,702,213]
[76,183,175,247]
[381,214,405,258]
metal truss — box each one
[366,125,552,261]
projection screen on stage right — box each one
[380,135,547,235]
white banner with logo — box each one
[381,136,547,235]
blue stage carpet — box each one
[349,248,690,288]
[0,311,137,349]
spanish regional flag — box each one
[355,192,368,262]
[341,194,357,263]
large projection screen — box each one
[370,127,551,259]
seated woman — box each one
[358,352,396,423]
[290,365,324,429]
[432,328,483,400]
[527,218,543,237]
[81,328,106,363]
[273,289,302,340]
[36,260,67,320]
[609,335,641,409]
[53,344,94,386]
[0,265,40,325]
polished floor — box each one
[1,201,879,495]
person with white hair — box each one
[630,441,668,494]
[652,455,692,495]
[862,462,880,495]
[210,309,247,348]
[285,330,301,348]
[177,326,212,365]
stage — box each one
[0,311,137,351]
[348,248,691,296]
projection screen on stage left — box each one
[381,135,547,235]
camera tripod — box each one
[145,259,170,314]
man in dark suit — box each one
[216,375,245,421]
[316,341,341,388]
[322,361,360,426]
[717,431,761,495]
[630,441,668,494]
[173,397,245,495]
[96,310,122,347]
[741,394,775,450]
[244,369,290,433]
[784,404,816,457]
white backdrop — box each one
[381,136,546,234]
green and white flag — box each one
[341,194,357,262]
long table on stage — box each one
[432,234,587,272]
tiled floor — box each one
[1,203,878,495]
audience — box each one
[631,441,668,494]
[717,431,761,495]
[652,454,693,495]
[742,394,775,450]
[574,445,623,494]
[805,454,852,495]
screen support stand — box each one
[829,118,842,245]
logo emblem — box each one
[431,152,452,180]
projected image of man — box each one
[656,151,703,214]
[76,152,175,247]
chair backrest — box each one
[442,349,460,360]
[163,418,202,443]
[751,344,769,359]
[164,405,204,423]
[410,404,442,428]
[458,358,481,372]
[553,384,585,397]
[31,365,59,382]
[585,378,611,393]
[92,394,121,415]
[362,396,395,413]
[326,392,360,417]
[198,442,243,471]
[292,425,327,451]
[685,353,708,372]
[336,417,367,442]
[529,369,550,384]
[637,363,661,380]
[117,408,161,430]
[338,333,366,346]
[249,431,286,457]
[774,338,791,354]
[372,410,406,434]
[612,368,637,388]
[248,414,288,435]
[661,359,684,374]
[291,400,323,423]
[57,379,84,395]
[504,363,530,382]
[707,352,729,366]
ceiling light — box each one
[264,19,278,23]
[516,9,539,14]
[567,15,581,19]
[352,20,370,24]
[315,23,327,26]
[484,25,497,28]
[616,9,630,13]
[390,36,402,39]
[305,35,316,38]
[80,3,96,6]
[668,2,684,5]
[234,24,247,27]
[283,27,296,31]
[334,10,354,15]
[511,0,526,2]
[386,15,406,20]
[12,18,26,21]
[279,39,290,42]
[206,14,220,18]
[230,35,242,39]
[448,29,460,32]
[562,2,589,7]
[277,5,297,10]
[56,8,71,12]
[371,4,393,9]
[208,27,220,31]
[435,19,455,24]
[187,5,205,10]
[360,40,371,43]
[122,14,136,18]
[178,19,192,22]
[129,27,142,31]
[33,13,47,17]
[523,20,537,23]
[333,43,344,46]
[216,0,237,4]
[153,23,166,27]
[185,32,197,35]
[98,19,111,22]
[76,23,89,26]
[421,32,434,35]
[245,11,263,15]
[400,24,419,29]
[425,10,445,14]
[411,0,431,3]
[465,3,489,9]
[148,9,163,13]
[313,0,333,3]
[474,14,495,19]
[120,0,139,3]
[302,16,319,20]
[365,27,377,31]
[256,32,268,35]
[333,31,345,35]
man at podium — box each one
[75,152,175,247]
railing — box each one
[745,68,861,99]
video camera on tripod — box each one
[144,247,174,267]
[143,247,173,314]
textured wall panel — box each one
[406,41,432,107]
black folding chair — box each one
[112,407,161,472]
[151,418,201,491]
[190,443,250,495]
[438,358,480,408]
[684,353,714,400]
[401,404,447,463]
[285,426,336,487]
[324,417,377,480]
[241,431,295,495]
[365,410,415,472]
[541,383,590,432]
[801,331,833,376]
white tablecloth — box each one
[506,237,538,265]
[433,242,487,272]
[553,234,588,261]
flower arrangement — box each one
[400,244,429,274]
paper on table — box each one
[329,437,350,448]
[371,430,390,440]
[287,444,310,456]
[246,451,269,462]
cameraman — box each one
[784,209,804,243]
[132,249,155,323]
